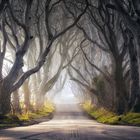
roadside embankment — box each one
[82,100,140,126]
[0,102,55,129]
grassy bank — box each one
[82,101,140,126]
[0,102,55,129]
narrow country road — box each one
[0,103,140,140]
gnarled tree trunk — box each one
[128,37,140,112]
[0,82,11,115]
[114,58,128,114]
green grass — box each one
[18,102,55,121]
[82,100,140,126]
[0,102,55,129]
[121,113,140,125]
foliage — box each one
[0,102,54,129]
[121,113,140,125]
[83,101,140,126]
[18,102,54,121]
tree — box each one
[75,0,130,114]
[0,0,88,115]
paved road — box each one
[0,103,140,140]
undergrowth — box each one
[0,102,55,129]
[83,100,140,126]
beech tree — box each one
[109,0,140,112]
[0,0,88,115]
[65,0,140,114]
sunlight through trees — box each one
[0,0,139,118]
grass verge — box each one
[0,102,55,129]
[82,100,140,126]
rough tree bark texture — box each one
[0,82,11,115]
[113,58,128,114]
[128,36,140,112]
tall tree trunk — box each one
[114,58,128,114]
[0,83,11,115]
[136,35,140,84]
[128,37,140,112]
[35,93,45,110]
[23,80,32,112]
[12,90,21,114]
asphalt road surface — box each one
[0,103,140,140]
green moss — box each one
[82,101,140,126]
[121,113,140,121]
[121,113,140,125]
[0,102,55,129]
[0,115,20,129]
[128,118,140,125]
[18,102,55,121]
[18,113,29,121]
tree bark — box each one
[0,83,11,115]
[23,80,32,112]
[35,94,45,110]
[114,58,128,114]
[113,0,140,84]
[12,90,21,114]
[128,37,140,112]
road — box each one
[0,103,140,140]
